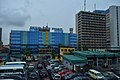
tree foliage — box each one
[83,45,88,51]
[24,49,32,56]
[50,52,55,59]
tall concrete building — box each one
[76,5,120,51]
[76,11,107,51]
[0,28,2,47]
[0,28,2,42]
[94,6,120,52]
[108,6,120,51]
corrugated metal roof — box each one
[73,51,120,57]
[62,55,87,63]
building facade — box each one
[62,51,120,71]
[94,6,120,52]
[10,26,77,54]
[76,11,107,51]
[76,5,120,51]
[0,28,2,42]
[108,6,120,51]
[0,28,2,47]
[73,51,120,68]
[62,55,87,71]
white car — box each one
[51,73,61,80]
[107,72,120,79]
[54,66,60,70]
[88,69,104,80]
[46,65,52,70]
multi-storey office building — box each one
[108,6,120,51]
[10,26,77,54]
[94,6,120,52]
[10,30,39,54]
[76,11,107,51]
[0,28,2,42]
[0,28,2,47]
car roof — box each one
[0,79,15,80]
[53,73,60,76]
[89,69,101,73]
[6,62,26,64]
[0,65,24,69]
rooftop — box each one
[73,51,120,57]
[62,55,87,63]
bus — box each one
[5,61,27,67]
[0,64,25,77]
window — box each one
[72,49,74,51]
[65,49,67,52]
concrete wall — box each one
[62,59,86,71]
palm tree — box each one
[24,50,31,56]
[50,52,55,59]
[57,54,61,61]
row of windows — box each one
[61,49,75,52]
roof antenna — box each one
[94,4,96,10]
[46,23,48,27]
[84,0,86,11]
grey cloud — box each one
[0,8,30,27]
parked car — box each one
[50,69,58,73]
[44,61,50,66]
[88,69,104,80]
[64,73,80,80]
[28,65,34,71]
[63,71,73,76]
[101,72,119,80]
[107,72,120,80]
[39,69,48,78]
[61,70,73,78]
[58,69,70,75]
[34,56,38,61]
[29,72,38,79]
[59,65,66,69]
[51,73,61,80]
[49,59,59,63]
[46,65,52,70]
[43,77,51,80]
[37,63,43,69]
[72,76,90,80]
[1,75,24,80]
[111,68,120,77]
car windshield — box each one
[38,64,42,66]
[102,72,109,76]
[0,69,24,73]
[55,76,60,78]
[29,65,34,68]
[31,73,36,76]
[3,75,22,80]
[96,73,103,77]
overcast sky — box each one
[0,0,120,44]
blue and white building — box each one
[10,26,77,54]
